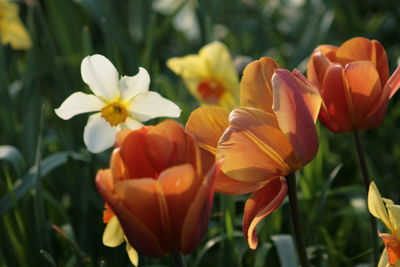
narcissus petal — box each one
[217,108,295,183]
[120,67,150,101]
[126,242,139,266]
[83,113,118,153]
[378,248,390,267]
[380,233,400,266]
[128,91,181,122]
[272,69,319,164]
[81,55,120,100]
[368,182,392,231]
[243,177,287,249]
[240,57,278,113]
[54,92,104,120]
[186,106,229,155]
[103,216,124,247]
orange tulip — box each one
[307,37,400,133]
[96,120,220,258]
[186,57,321,249]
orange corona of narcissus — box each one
[167,41,239,109]
[96,120,219,258]
[307,37,400,133]
[186,57,321,249]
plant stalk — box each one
[285,172,310,267]
[352,129,379,265]
[171,252,185,267]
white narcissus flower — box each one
[55,54,181,153]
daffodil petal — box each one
[126,242,139,266]
[128,91,181,122]
[1,1,31,50]
[54,92,103,120]
[387,205,400,240]
[83,113,118,153]
[103,216,124,247]
[378,248,390,267]
[368,182,392,230]
[120,67,150,101]
[124,117,144,130]
[81,54,119,100]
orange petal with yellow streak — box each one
[272,69,319,165]
[181,160,219,254]
[158,164,200,252]
[217,107,295,183]
[344,61,382,128]
[243,177,287,249]
[240,57,278,113]
[215,170,267,195]
[379,233,400,265]
[186,106,229,155]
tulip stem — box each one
[285,172,310,267]
[171,252,185,267]
[352,130,379,265]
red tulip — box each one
[307,37,400,132]
[96,120,219,257]
[186,57,321,249]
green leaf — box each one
[0,151,89,215]
[0,145,25,176]
[271,234,298,267]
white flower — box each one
[55,54,181,153]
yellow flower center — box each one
[197,80,224,104]
[101,102,128,126]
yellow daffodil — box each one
[368,182,400,267]
[0,0,31,49]
[167,41,239,109]
[103,205,138,266]
[55,54,181,153]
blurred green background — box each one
[1,0,400,266]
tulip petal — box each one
[110,149,129,181]
[387,66,400,99]
[83,113,118,153]
[320,64,353,132]
[126,242,139,266]
[272,69,319,164]
[181,161,219,254]
[113,178,168,257]
[146,120,201,175]
[217,108,295,183]
[215,171,268,195]
[159,164,199,251]
[119,127,158,178]
[54,92,104,120]
[243,177,287,249]
[240,57,278,113]
[307,48,336,88]
[368,182,392,231]
[186,106,229,154]
[336,37,374,66]
[81,55,119,100]
[128,91,181,122]
[120,67,150,101]
[102,216,124,247]
[372,40,390,86]
[344,61,382,127]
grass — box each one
[1,0,400,266]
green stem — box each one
[352,130,379,265]
[285,172,310,267]
[171,252,185,267]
